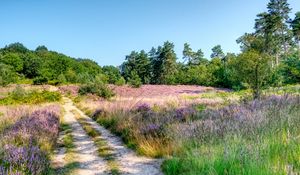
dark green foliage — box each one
[0,63,17,86]
[103,66,122,84]
[210,45,225,59]
[78,82,115,99]
[236,50,272,99]
[35,45,48,52]
[122,50,151,84]
[291,12,300,45]
[2,43,28,53]
[0,43,106,86]
[280,51,300,84]
[157,41,177,84]
[33,76,48,85]
[23,54,42,78]
[183,43,208,65]
[128,71,142,88]
[0,53,23,72]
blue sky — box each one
[1,0,299,66]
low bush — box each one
[78,83,114,99]
[0,86,61,105]
[115,77,126,86]
[128,71,142,88]
[33,76,48,85]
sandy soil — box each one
[53,97,162,175]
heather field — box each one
[0,84,300,174]
[0,85,62,175]
[67,84,300,174]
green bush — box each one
[128,71,142,88]
[0,63,18,86]
[115,77,126,86]
[33,76,48,85]
[78,82,114,99]
[57,74,67,84]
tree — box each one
[194,49,208,65]
[254,0,292,64]
[35,45,48,52]
[236,50,272,99]
[280,51,300,84]
[0,53,23,72]
[136,50,151,84]
[122,50,151,84]
[183,43,194,64]
[103,65,122,84]
[3,43,28,53]
[128,70,142,88]
[157,41,177,84]
[183,43,207,65]
[23,54,42,78]
[0,63,17,86]
[149,46,162,84]
[210,45,225,59]
[291,12,300,47]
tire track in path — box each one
[70,98,163,175]
[61,97,108,175]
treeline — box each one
[0,43,123,86]
[0,0,299,99]
[121,0,300,97]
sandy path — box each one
[61,97,108,175]
[71,99,163,175]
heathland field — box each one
[1,0,300,174]
[1,84,300,175]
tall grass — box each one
[162,95,300,175]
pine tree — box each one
[291,12,300,48]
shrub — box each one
[33,76,48,85]
[0,63,17,86]
[115,77,126,86]
[57,74,67,84]
[78,83,114,99]
[128,71,142,88]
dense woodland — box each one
[0,0,299,98]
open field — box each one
[1,84,300,174]
[69,84,300,174]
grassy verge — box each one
[76,104,174,158]
[71,109,120,175]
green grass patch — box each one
[0,86,61,105]
[162,132,300,175]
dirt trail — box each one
[53,97,163,175]
[58,97,109,175]
[65,99,162,175]
[72,99,163,175]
